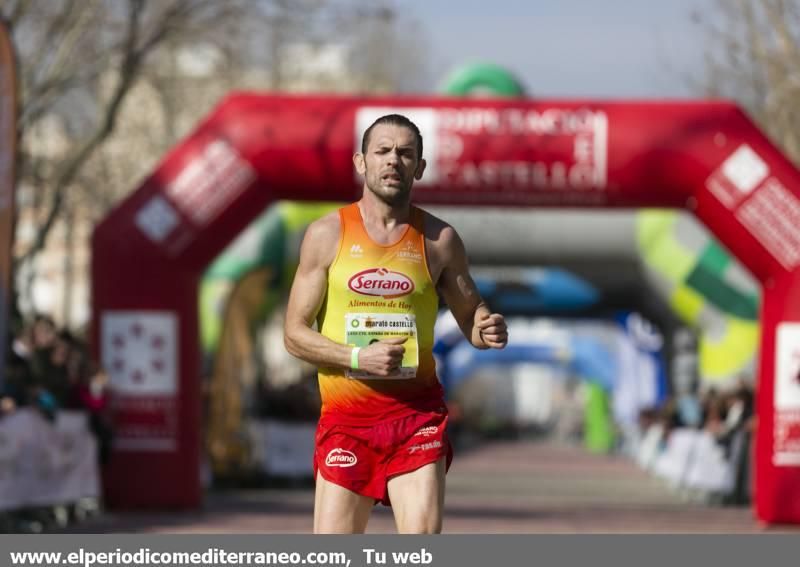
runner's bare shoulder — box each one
[300,211,342,269]
[415,207,462,281]
[418,208,460,250]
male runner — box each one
[284,114,507,533]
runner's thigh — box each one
[386,457,446,534]
[314,472,374,534]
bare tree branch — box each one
[696,0,800,164]
[2,0,31,28]
[7,0,432,322]
[17,0,148,265]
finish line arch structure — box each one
[93,94,800,524]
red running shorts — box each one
[313,409,452,505]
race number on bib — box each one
[345,313,419,379]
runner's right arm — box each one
[284,214,405,376]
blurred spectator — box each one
[553,376,585,444]
[634,379,756,507]
[719,385,752,439]
[41,330,74,409]
[0,395,15,415]
[657,396,683,437]
[2,314,106,530]
[74,363,114,465]
[4,315,106,429]
[11,323,34,362]
[701,388,727,437]
[676,394,703,428]
[3,331,33,411]
[719,378,755,505]
[28,315,59,405]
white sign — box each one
[775,323,800,411]
[135,195,179,243]
[721,145,769,195]
[164,139,256,225]
[102,311,178,395]
[355,106,609,200]
[707,144,770,209]
[773,322,800,466]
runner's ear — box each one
[353,152,366,175]
[414,158,426,180]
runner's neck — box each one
[356,197,412,245]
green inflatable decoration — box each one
[440,62,526,97]
[636,210,760,388]
[200,201,340,354]
[200,201,341,475]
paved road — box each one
[65,439,797,533]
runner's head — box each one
[354,114,426,206]
[361,114,423,159]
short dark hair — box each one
[361,114,423,159]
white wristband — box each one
[350,347,361,369]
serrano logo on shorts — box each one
[325,448,358,467]
[348,268,415,299]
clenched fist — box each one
[476,312,508,349]
[357,336,408,376]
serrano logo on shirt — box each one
[325,448,357,467]
[348,268,415,299]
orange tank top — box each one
[317,203,443,423]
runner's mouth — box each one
[382,172,402,183]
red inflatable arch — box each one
[92,94,800,523]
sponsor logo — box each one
[408,440,442,454]
[721,145,768,194]
[414,426,439,437]
[325,448,357,467]
[707,144,769,210]
[135,196,179,243]
[397,241,422,263]
[350,243,363,257]
[348,268,415,299]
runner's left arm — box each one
[435,226,508,350]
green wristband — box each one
[350,347,360,369]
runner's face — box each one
[361,124,424,206]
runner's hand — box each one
[358,336,407,376]
[476,313,508,349]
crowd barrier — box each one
[0,409,99,511]
[0,407,746,515]
[640,426,747,500]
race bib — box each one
[345,313,419,379]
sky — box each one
[409,0,719,98]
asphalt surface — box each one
[62,439,798,533]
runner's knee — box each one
[397,511,442,534]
